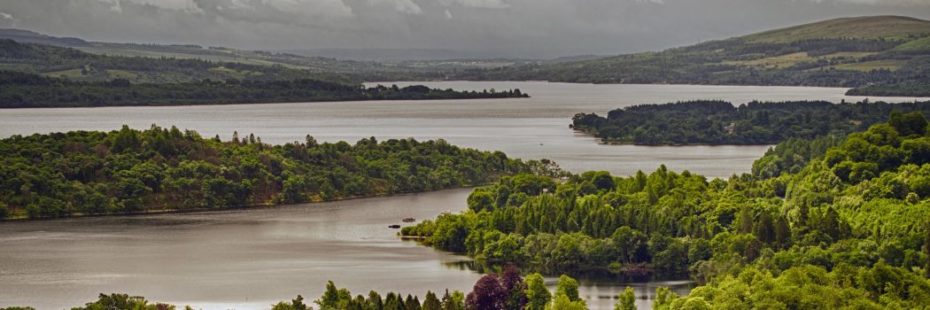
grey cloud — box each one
[3,0,930,58]
[439,0,511,9]
[0,11,14,27]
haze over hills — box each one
[284,48,528,62]
[0,29,529,108]
[455,15,930,96]
[0,28,441,84]
[2,16,929,96]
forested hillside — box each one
[0,125,551,219]
[453,16,930,97]
[572,99,930,145]
[403,112,930,308]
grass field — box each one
[893,36,930,53]
[832,59,906,72]
[724,52,811,69]
[104,69,139,80]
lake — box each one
[0,82,926,309]
[2,81,924,178]
[0,189,688,309]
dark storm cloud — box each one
[2,0,930,58]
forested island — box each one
[572,99,930,145]
[0,70,526,108]
[0,125,553,220]
[401,113,930,308]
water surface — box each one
[0,189,686,309]
[2,82,921,177]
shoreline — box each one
[0,93,531,110]
[0,186,478,223]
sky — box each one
[1,0,930,59]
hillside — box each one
[0,38,359,84]
[455,16,930,96]
[0,29,438,84]
[744,15,930,43]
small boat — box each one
[402,217,416,223]
[388,224,401,229]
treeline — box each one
[0,70,527,108]
[403,112,930,308]
[305,268,601,310]
[0,268,648,310]
[0,125,551,220]
[572,100,930,145]
[847,82,930,97]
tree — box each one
[774,215,790,249]
[738,207,753,234]
[653,287,678,310]
[889,111,928,136]
[555,275,581,302]
[316,281,350,309]
[441,290,466,310]
[368,291,384,310]
[405,294,422,310]
[524,273,551,310]
[72,293,170,310]
[616,287,635,310]
[272,295,308,310]
[753,212,775,244]
[925,223,930,278]
[423,291,441,310]
[466,274,506,310]
[500,265,527,310]
[545,294,586,310]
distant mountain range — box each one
[0,28,445,84]
[284,48,525,62]
[1,16,929,96]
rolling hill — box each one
[0,29,437,84]
[455,16,930,96]
[0,30,530,108]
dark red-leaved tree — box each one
[500,265,527,310]
[466,274,506,310]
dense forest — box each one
[0,70,527,108]
[402,112,930,308]
[448,16,930,97]
[572,100,930,145]
[0,125,554,220]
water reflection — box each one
[443,260,694,309]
